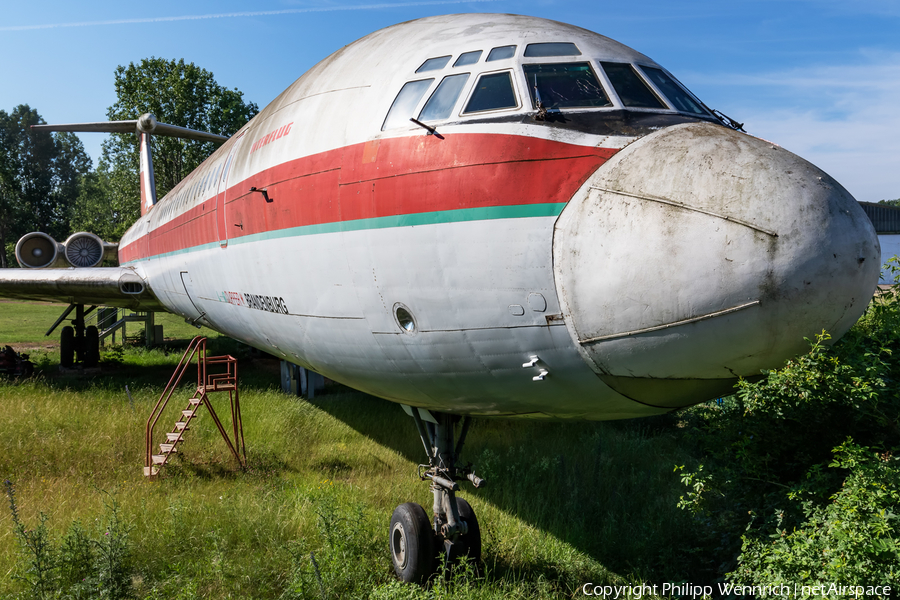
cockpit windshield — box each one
[599,62,666,109]
[523,63,611,109]
[639,67,708,115]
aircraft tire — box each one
[84,326,100,368]
[389,502,434,584]
[60,326,75,368]
[456,497,482,563]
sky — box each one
[1,0,898,202]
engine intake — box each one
[15,233,67,268]
[64,232,117,268]
[15,232,118,268]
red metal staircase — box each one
[144,336,246,478]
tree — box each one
[69,168,127,242]
[0,128,17,267]
[878,198,900,207]
[0,105,90,267]
[75,57,259,241]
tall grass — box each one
[1,302,706,598]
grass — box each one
[0,303,705,599]
[0,301,70,347]
[0,300,220,349]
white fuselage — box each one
[115,15,880,419]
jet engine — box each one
[63,232,118,268]
[15,232,68,268]
[15,231,117,269]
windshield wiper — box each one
[533,75,548,121]
[707,106,745,132]
[409,118,444,139]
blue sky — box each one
[1,0,897,202]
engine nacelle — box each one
[64,232,118,268]
[15,232,118,268]
[15,232,68,269]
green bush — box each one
[676,264,900,584]
[731,441,899,588]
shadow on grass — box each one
[31,335,276,392]
[160,448,294,482]
[305,390,713,585]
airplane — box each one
[0,14,881,583]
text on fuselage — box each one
[218,290,289,315]
[250,122,294,154]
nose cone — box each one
[553,122,880,408]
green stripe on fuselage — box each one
[123,203,564,264]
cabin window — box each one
[383,79,434,130]
[639,67,708,115]
[599,62,666,109]
[486,45,516,62]
[222,155,234,185]
[463,72,518,113]
[524,42,581,57]
[454,51,482,67]
[419,73,470,121]
[416,56,452,73]
[522,63,611,109]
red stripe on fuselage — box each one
[119,133,617,263]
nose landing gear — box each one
[390,409,486,584]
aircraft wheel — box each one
[60,326,75,368]
[390,502,434,584]
[456,497,481,563]
[84,326,100,368]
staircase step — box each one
[166,432,183,441]
[151,454,167,465]
[189,397,202,406]
[174,421,189,431]
[159,443,178,453]
[143,466,159,477]
[182,409,197,418]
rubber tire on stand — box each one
[456,497,481,562]
[60,326,75,368]
[390,502,434,584]
[84,326,100,368]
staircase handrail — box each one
[145,336,207,469]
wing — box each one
[0,267,164,310]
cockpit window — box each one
[382,79,433,130]
[463,72,518,113]
[486,45,516,62]
[419,73,470,121]
[454,51,482,67]
[639,67,708,115]
[523,63,612,109]
[524,42,581,57]
[416,56,452,73]
[599,62,666,109]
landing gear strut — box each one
[390,409,485,583]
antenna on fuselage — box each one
[32,114,229,216]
